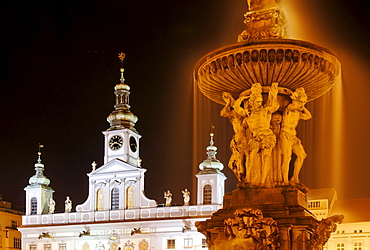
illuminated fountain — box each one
[194,1,343,249]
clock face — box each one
[109,135,123,150]
[129,136,137,152]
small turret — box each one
[24,145,54,215]
[196,127,226,205]
[198,130,224,172]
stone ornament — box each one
[310,214,344,250]
[224,208,279,249]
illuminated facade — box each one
[0,199,23,250]
[18,56,226,250]
[307,189,370,250]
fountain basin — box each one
[194,39,341,104]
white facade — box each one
[19,66,225,250]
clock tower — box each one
[103,53,141,166]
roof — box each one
[330,198,370,223]
[307,188,336,201]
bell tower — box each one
[196,130,226,205]
[24,145,54,215]
[103,53,141,166]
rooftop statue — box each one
[182,189,190,206]
[65,196,72,213]
[164,190,172,207]
[48,198,55,214]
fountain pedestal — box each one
[197,187,317,249]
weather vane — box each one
[118,52,126,83]
[38,143,44,163]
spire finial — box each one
[210,124,215,146]
[118,52,126,83]
[38,143,44,163]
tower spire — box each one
[28,144,50,186]
[198,125,224,172]
[107,53,138,132]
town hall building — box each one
[18,57,226,250]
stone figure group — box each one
[164,189,191,206]
[221,83,311,188]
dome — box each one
[28,154,50,186]
[198,133,224,172]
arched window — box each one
[96,189,104,211]
[82,243,90,250]
[31,197,37,215]
[111,188,119,210]
[126,186,134,209]
[203,184,212,205]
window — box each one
[126,186,134,209]
[96,189,104,211]
[111,188,119,210]
[31,197,37,215]
[82,243,90,250]
[30,245,37,250]
[59,243,66,250]
[203,184,212,205]
[13,238,21,249]
[11,220,19,229]
[167,239,175,249]
[354,242,363,250]
[336,243,345,250]
[44,244,51,250]
[308,201,321,208]
[184,238,193,248]
[202,238,207,248]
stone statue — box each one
[48,198,55,214]
[164,190,172,207]
[182,188,190,206]
[270,112,283,185]
[311,214,344,250]
[65,196,72,213]
[280,88,312,185]
[234,83,279,187]
[224,208,280,249]
[220,92,248,182]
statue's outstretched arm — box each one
[300,107,312,120]
[220,92,234,117]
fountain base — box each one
[196,187,320,249]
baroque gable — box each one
[89,158,146,179]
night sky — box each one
[0,0,369,212]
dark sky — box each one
[0,0,369,211]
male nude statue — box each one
[220,92,247,182]
[234,83,279,186]
[280,88,312,185]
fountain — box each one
[194,1,343,249]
